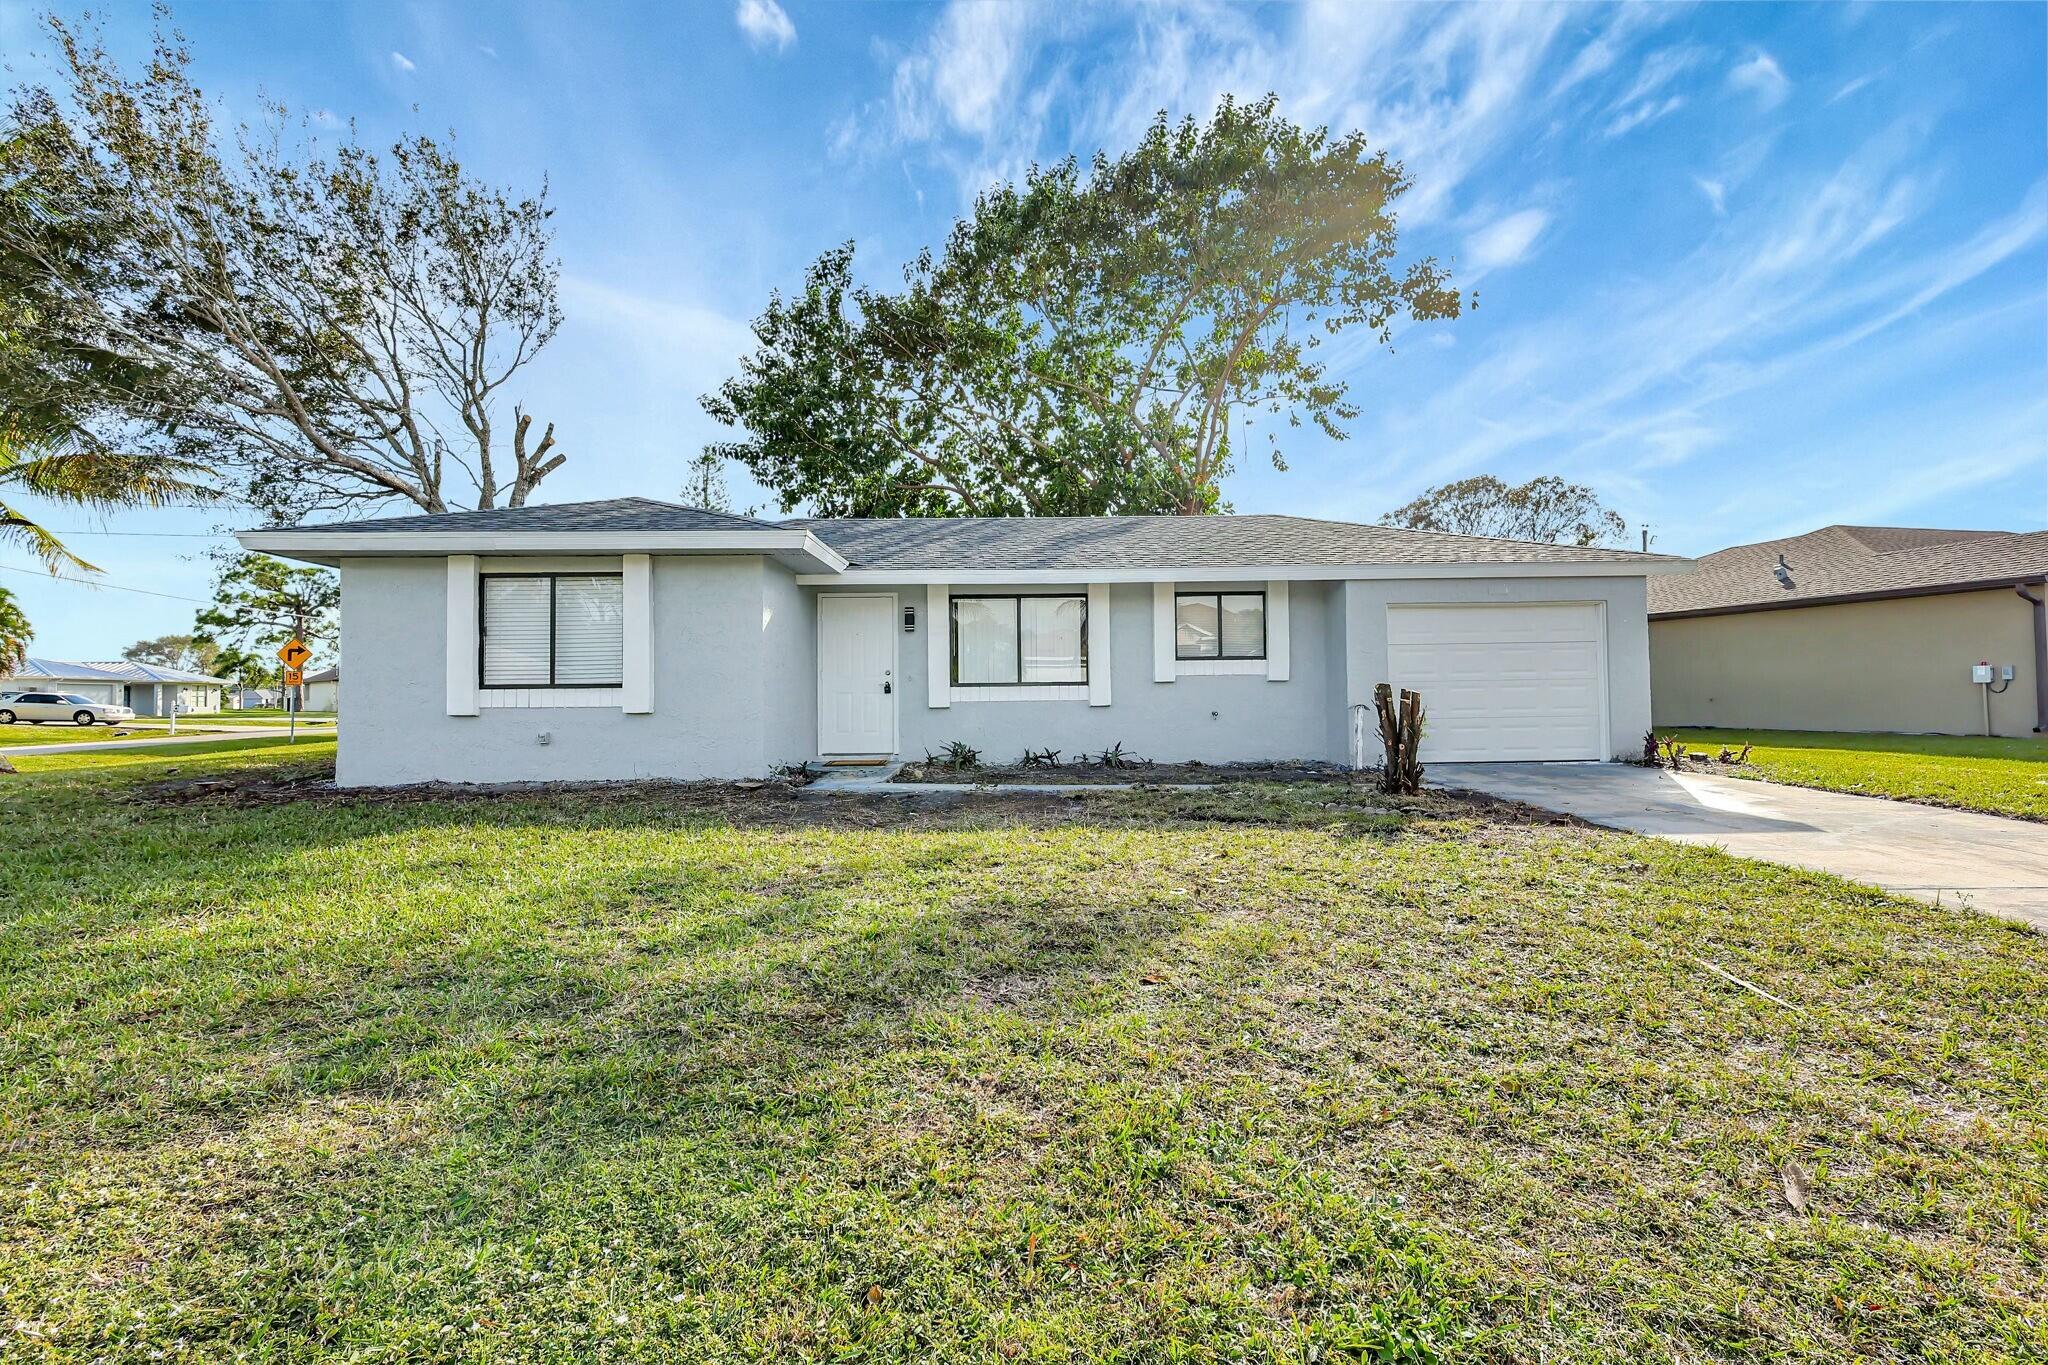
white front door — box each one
[818,594,898,755]
[1387,603,1607,762]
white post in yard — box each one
[164,684,175,735]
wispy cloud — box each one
[1830,71,1879,103]
[1467,208,1551,271]
[389,50,416,73]
[1728,50,1791,109]
[889,0,1037,140]
[1600,44,1703,137]
[736,0,796,53]
[1693,176,1727,216]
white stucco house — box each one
[239,499,1690,787]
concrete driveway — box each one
[1432,762,2048,931]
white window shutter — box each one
[1266,580,1290,681]
[622,555,653,713]
[927,583,950,708]
[1088,584,1112,706]
[1152,583,1174,682]
[446,555,479,716]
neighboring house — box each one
[79,660,231,715]
[1649,525,2048,738]
[4,658,136,707]
[302,666,339,713]
[6,657,227,714]
[239,498,1688,787]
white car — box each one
[0,691,137,726]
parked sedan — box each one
[0,691,137,726]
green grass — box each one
[1663,727,2048,821]
[221,707,337,723]
[2,743,2046,1361]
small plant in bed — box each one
[1018,747,1062,768]
[926,741,982,771]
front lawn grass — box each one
[2,745,2045,1361]
[1663,727,2048,821]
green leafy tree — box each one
[0,586,29,677]
[1,14,567,525]
[681,449,736,513]
[1379,475,1629,547]
[194,554,339,668]
[706,95,1461,517]
[123,634,219,673]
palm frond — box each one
[1,447,225,512]
[0,497,101,573]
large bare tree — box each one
[0,14,567,524]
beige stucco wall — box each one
[1650,588,2041,737]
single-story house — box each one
[239,498,1689,787]
[1649,525,2047,738]
[302,666,339,713]
[4,658,228,715]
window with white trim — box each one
[951,595,1087,685]
[480,574,624,687]
[1175,591,1265,660]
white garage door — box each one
[1387,604,1606,762]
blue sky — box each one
[5,0,2045,660]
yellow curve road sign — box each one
[278,639,312,669]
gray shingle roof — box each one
[782,514,1677,572]
[250,499,1682,572]
[1649,525,2048,617]
[263,497,780,534]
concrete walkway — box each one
[1432,762,2048,931]
[0,726,325,757]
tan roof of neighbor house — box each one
[1649,525,2048,618]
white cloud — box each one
[890,0,1037,139]
[1599,44,1702,138]
[1467,208,1551,271]
[851,1,1571,224]
[1728,50,1790,109]
[1604,95,1684,139]
[390,50,416,73]
[1693,176,1726,215]
[479,44,499,60]
[736,0,796,53]
[1830,72,1878,103]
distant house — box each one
[1650,526,2047,738]
[5,657,230,716]
[302,666,338,713]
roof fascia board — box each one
[796,559,1693,586]
[236,528,850,574]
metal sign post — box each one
[278,639,312,745]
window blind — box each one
[553,576,625,685]
[481,577,552,685]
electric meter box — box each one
[1972,662,1995,684]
